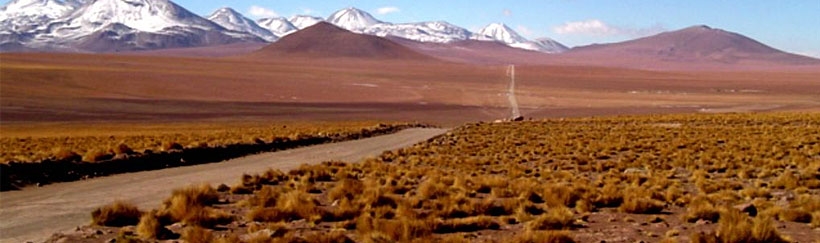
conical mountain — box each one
[327,7,382,31]
[253,22,431,60]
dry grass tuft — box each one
[526,207,575,230]
[136,212,161,239]
[160,184,231,227]
[247,190,321,223]
[301,230,355,243]
[778,208,812,223]
[434,216,501,233]
[619,196,665,214]
[82,149,111,162]
[111,143,134,155]
[683,198,721,223]
[91,201,143,227]
[693,208,790,243]
[512,230,576,243]
[181,226,214,243]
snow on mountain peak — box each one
[0,0,84,32]
[257,17,297,37]
[51,0,220,37]
[327,7,382,31]
[289,15,323,29]
[364,20,472,43]
[534,37,569,53]
[475,23,529,44]
[207,7,276,42]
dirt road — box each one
[507,64,521,119]
[0,128,447,243]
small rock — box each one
[106,238,116,243]
[734,203,757,216]
[695,219,711,225]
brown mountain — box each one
[251,22,432,60]
[565,25,820,66]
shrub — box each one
[778,208,812,223]
[112,143,134,155]
[136,213,161,239]
[91,201,143,227]
[512,230,576,243]
[160,184,229,227]
[82,149,111,162]
[526,207,574,230]
[619,196,665,214]
[181,226,213,243]
[683,199,721,223]
[434,216,501,233]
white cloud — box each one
[503,9,512,16]
[376,6,400,15]
[553,19,665,37]
[302,8,315,15]
[248,5,278,19]
[553,19,619,36]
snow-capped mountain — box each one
[327,7,382,31]
[256,17,297,37]
[1,0,263,52]
[207,7,277,42]
[534,37,569,53]
[325,9,566,52]
[0,2,567,53]
[289,15,323,29]
[474,23,529,44]
[364,21,473,43]
[0,0,84,32]
[473,23,567,53]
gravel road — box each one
[0,128,447,243]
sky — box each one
[6,0,819,57]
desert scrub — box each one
[81,113,820,241]
[1,121,421,163]
[91,201,143,227]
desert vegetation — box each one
[52,113,819,242]
[0,121,415,163]
[1,121,426,190]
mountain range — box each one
[0,0,567,53]
[1,0,817,69]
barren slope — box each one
[251,22,433,60]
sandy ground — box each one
[0,128,447,243]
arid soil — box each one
[1,53,818,126]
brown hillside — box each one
[567,25,820,65]
[251,22,433,60]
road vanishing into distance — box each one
[507,65,521,119]
[0,128,447,243]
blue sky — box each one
[6,0,819,57]
[175,0,819,57]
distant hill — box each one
[251,22,432,60]
[566,25,820,66]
